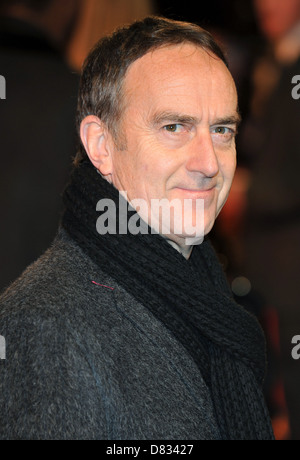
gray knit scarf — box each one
[61,160,275,440]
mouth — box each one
[173,185,217,198]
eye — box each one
[212,126,235,137]
[163,124,184,133]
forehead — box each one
[122,43,238,119]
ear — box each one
[80,115,113,177]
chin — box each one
[203,204,219,230]
[203,216,217,237]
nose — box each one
[185,130,219,178]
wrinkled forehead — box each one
[122,43,238,119]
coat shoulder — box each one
[0,229,114,318]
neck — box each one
[165,238,193,260]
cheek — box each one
[221,151,237,183]
[140,163,150,175]
[112,153,137,193]
[139,152,171,186]
[216,153,237,207]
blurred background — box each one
[1,0,300,440]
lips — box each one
[171,186,216,203]
[177,187,215,192]
[174,182,217,192]
[173,179,218,191]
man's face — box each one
[108,44,239,247]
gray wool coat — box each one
[0,229,220,440]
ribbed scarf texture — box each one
[61,160,275,440]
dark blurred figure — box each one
[0,0,81,292]
[236,0,300,440]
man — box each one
[0,17,274,440]
[0,0,80,292]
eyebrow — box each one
[150,110,242,128]
[212,114,242,127]
[151,111,201,126]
